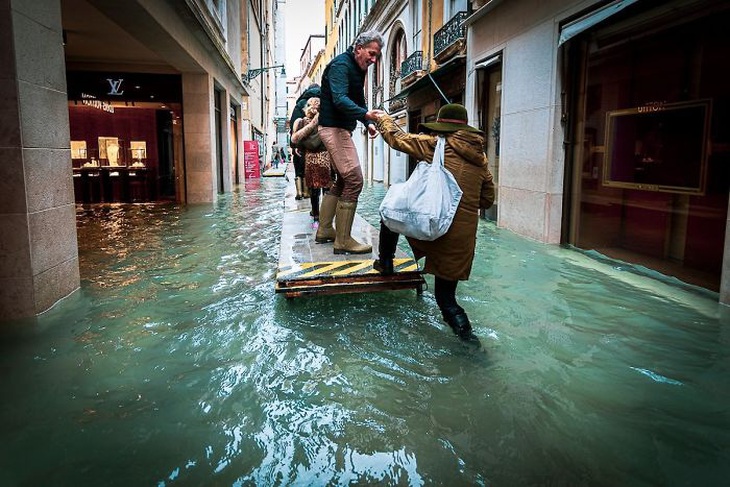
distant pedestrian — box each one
[271,142,280,169]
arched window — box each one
[390,29,408,78]
[372,55,384,108]
[388,29,408,110]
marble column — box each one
[0,0,79,321]
[182,72,215,203]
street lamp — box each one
[243,65,286,83]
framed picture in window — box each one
[603,99,710,195]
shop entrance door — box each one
[476,56,502,221]
[156,110,175,200]
[214,88,224,193]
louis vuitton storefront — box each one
[66,71,184,204]
[1,0,248,320]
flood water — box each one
[1,176,729,486]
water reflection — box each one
[0,177,728,486]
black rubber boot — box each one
[310,188,320,221]
[373,222,399,275]
[442,306,480,344]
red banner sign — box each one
[243,140,261,179]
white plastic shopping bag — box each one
[379,137,462,241]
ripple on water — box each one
[0,180,728,486]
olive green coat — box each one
[377,115,495,281]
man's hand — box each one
[365,109,386,139]
[365,109,387,121]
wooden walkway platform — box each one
[262,163,287,177]
[276,169,425,298]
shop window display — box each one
[98,137,122,166]
[71,140,87,161]
[570,7,729,292]
[68,105,168,204]
[130,141,147,167]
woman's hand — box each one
[367,124,379,139]
[365,109,387,121]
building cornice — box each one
[180,0,245,92]
[362,0,407,33]
[464,0,505,27]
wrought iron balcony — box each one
[434,11,468,58]
[400,51,423,79]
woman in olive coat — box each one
[374,104,495,343]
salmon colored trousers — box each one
[317,126,364,203]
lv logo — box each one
[107,78,124,96]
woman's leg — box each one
[318,127,370,254]
[373,222,399,275]
[434,277,460,313]
[434,276,478,343]
[310,188,321,220]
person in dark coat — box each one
[291,97,333,221]
[315,31,384,255]
[289,84,320,200]
[373,104,495,344]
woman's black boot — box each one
[310,188,320,220]
[373,222,399,275]
[442,306,480,344]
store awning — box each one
[474,54,501,70]
[386,55,466,105]
[558,0,640,46]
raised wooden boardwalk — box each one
[275,169,425,298]
[262,163,287,177]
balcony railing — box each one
[400,51,423,79]
[434,11,468,58]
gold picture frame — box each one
[603,99,710,195]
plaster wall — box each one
[467,0,596,243]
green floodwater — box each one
[0,176,728,486]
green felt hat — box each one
[419,104,483,134]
